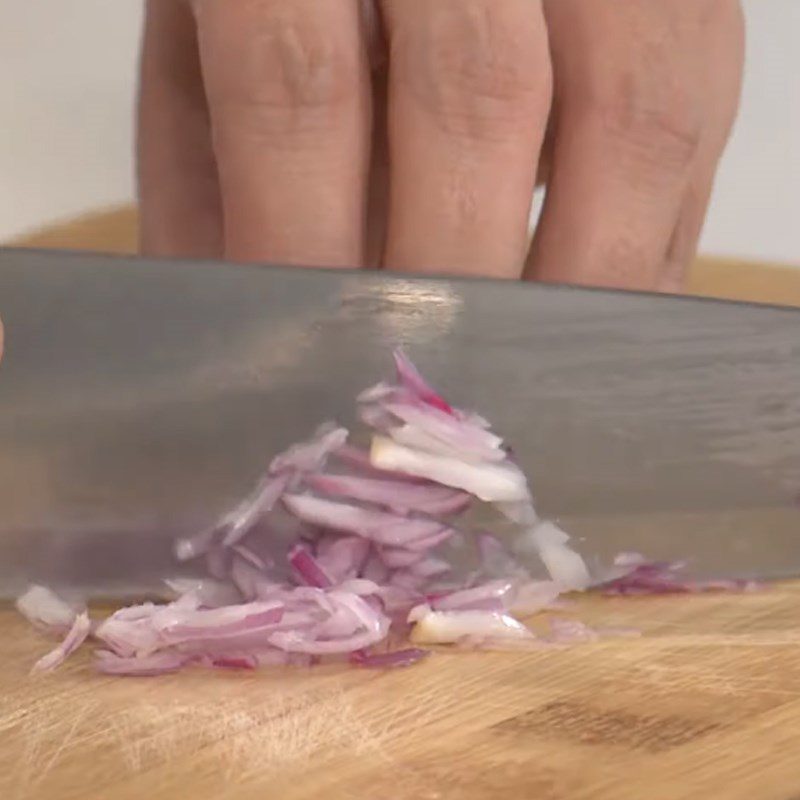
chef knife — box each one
[0,247,798,598]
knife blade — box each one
[0,247,798,598]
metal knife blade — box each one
[0,248,798,598]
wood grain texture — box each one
[3,586,800,800]
[3,209,800,799]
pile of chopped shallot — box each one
[16,351,755,676]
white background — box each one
[0,0,797,264]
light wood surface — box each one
[3,209,800,800]
[11,207,139,256]
[9,205,800,307]
[3,586,800,800]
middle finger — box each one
[380,0,552,278]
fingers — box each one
[525,102,694,290]
[660,170,716,293]
[380,0,551,278]
[526,2,700,290]
[365,67,391,268]
[193,0,371,267]
[527,0,744,291]
[662,0,745,292]
[138,0,223,258]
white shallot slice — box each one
[94,650,189,677]
[388,424,470,460]
[305,473,471,516]
[381,400,506,462]
[173,473,290,560]
[370,436,529,503]
[515,521,591,591]
[15,585,80,634]
[282,493,451,547]
[508,580,563,616]
[269,423,349,475]
[332,443,427,483]
[164,578,242,608]
[429,580,516,613]
[409,609,534,645]
[31,611,92,673]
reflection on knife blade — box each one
[14,350,763,677]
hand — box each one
[137,0,744,291]
[528,0,745,291]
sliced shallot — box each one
[305,473,471,516]
[16,585,80,634]
[31,611,92,673]
[16,348,730,677]
[351,648,431,669]
[370,437,529,503]
[282,493,452,547]
[409,609,534,645]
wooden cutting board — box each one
[2,208,800,800]
[4,587,800,800]
[9,205,800,306]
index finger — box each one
[193,0,372,267]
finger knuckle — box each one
[588,73,704,173]
[399,5,551,141]
[203,1,360,138]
